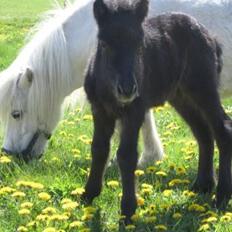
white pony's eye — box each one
[11,110,23,120]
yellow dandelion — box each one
[17,226,28,232]
[137,196,145,206]
[49,214,69,221]
[172,213,182,219]
[80,228,91,232]
[198,223,210,231]
[16,181,44,190]
[42,207,57,215]
[61,198,72,204]
[156,171,167,177]
[69,221,83,229]
[83,114,93,120]
[135,169,145,176]
[36,214,49,222]
[146,166,156,173]
[144,216,157,223]
[155,160,163,165]
[162,189,173,197]
[83,206,97,214]
[20,202,33,209]
[202,216,217,223]
[18,209,30,215]
[71,187,85,195]
[107,180,119,188]
[155,224,167,231]
[12,191,26,198]
[182,190,196,198]
[27,221,37,227]
[125,224,136,230]
[188,204,206,212]
[176,167,186,175]
[0,186,16,195]
[81,213,94,221]
[0,155,11,163]
[43,227,57,232]
[131,213,140,222]
[141,183,153,189]
[220,215,232,222]
[38,192,51,201]
[168,179,190,187]
[62,201,79,211]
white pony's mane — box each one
[0,0,91,130]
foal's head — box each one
[93,0,148,105]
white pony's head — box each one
[0,2,81,162]
[1,67,53,161]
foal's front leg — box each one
[117,109,145,224]
[82,106,115,203]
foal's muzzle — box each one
[116,82,139,104]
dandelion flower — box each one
[17,226,28,232]
[20,202,33,209]
[188,204,206,212]
[12,191,26,198]
[156,171,167,177]
[62,201,79,211]
[0,155,11,163]
[69,221,83,229]
[81,213,94,221]
[38,192,51,201]
[71,187,85,195]
[145,216,156,223]
[135,169,145,176]
[155,224,167,231]
[107,180,119,188]
[220,215,232,222]
[0,186,16,195]
[172,213,182,219]
[18,209,30,215]
[162,189,173,197]
[42,207,57,215]
[83,206,97,214]
[43,227,57,232]
[198,224,210,231]
[137,196,145,206]
[125,224,136,230]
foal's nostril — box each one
[117,84,124,95]
[117,83,138,97]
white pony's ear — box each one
[18,67,34,89]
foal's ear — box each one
[18,67,34,89]
[134,0,148,22]
[93,0,109,25]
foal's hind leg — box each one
[186,88,232,207]
[170,93,215,193]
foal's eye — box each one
[11,110,22,120]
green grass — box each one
[1,1,232,232]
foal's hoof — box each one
[80,193,94,205]
[216,187,232,210]
[192,177,216,194]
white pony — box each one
[0,0,231,165]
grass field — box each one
[1,1,232,231]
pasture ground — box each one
[0,1,232,231]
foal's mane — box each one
[0,0,91,128]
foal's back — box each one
[143,13,221,107]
